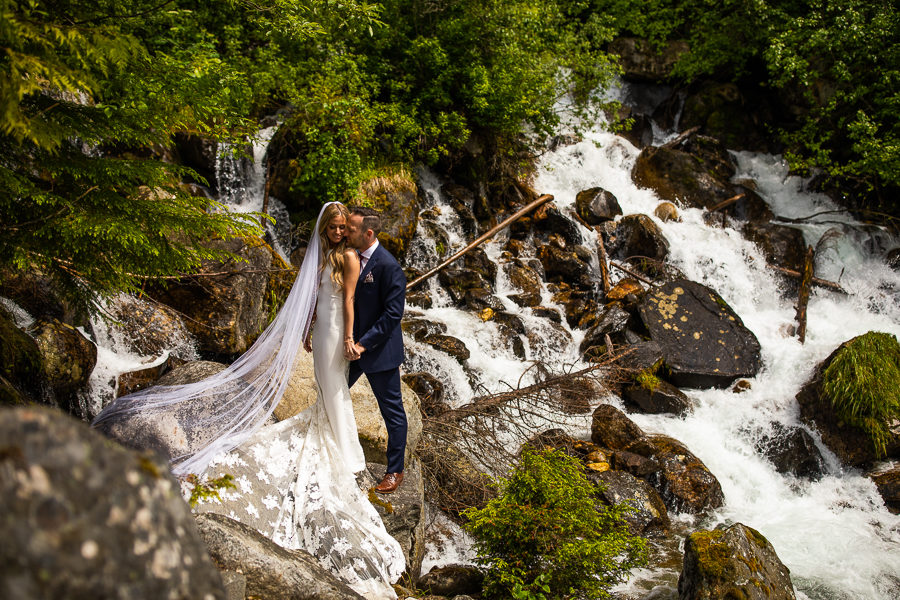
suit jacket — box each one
[353,243,406,373]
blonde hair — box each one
[318,202,350,290]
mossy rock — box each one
[797,332,900,465]
[679,523,796,600]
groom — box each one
[345,207,408,494]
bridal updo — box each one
[318,202,351,290]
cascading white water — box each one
[534,128,900,597]
[215,125,292,260]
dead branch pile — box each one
[417,352,632,520]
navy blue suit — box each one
[349,243,407,473]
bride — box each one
[92,202,405,599]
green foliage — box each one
[463,447,647,600]
[590,0,900,211]
[823,332,900,457]
[184,473,236,507]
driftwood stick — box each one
[768,264,846,294]
[406,194,554,290]
[597,232,611,294]
[609,260,655,285]
[662,126,701,149]
[709,193,746,213]
[795,246,815,343]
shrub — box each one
[823,331,900,457]
[462,446,647,599]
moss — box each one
[742,524,770,550]
[689,529,732,579]
[636,370,662,391]
[822,331,900,457]
[368,488,394,514]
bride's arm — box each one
[342,248,360,353]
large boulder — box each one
[743,222,808,271]
[638,279,762,388]
[278,349,423,467]
[869,465,900,514]
[678,523,796,600]
[29,319,97,410]
[632,135,736,210]
[359,175,420,260]
[418,565,484,598]
[752,422,826,479]
[94,361,229,461]
[194,512,364,600]
[359,460,427,580]
[0,406,226,599]
[537,243,594,288]
[608,37,690,82]
[623,379,693,415]
[147,237,287,356]
[504,259,543,307]
[795,334,900,467]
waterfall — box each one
[412,108,900,597]
[215,125,292,260]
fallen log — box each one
[708,193,746,213]
[767,264,846,294]
[406,194,554,290]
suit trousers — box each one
[349,363,407,474]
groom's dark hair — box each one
[350,206,382,236]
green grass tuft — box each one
[822,331,900,457]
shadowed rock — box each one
[576,187,622,224]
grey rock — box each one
[194,512,364,600]
[647,434,724,515]
[221,571,246,600]
[608,213,670,263]
[0,406,225,600]
[359,460,427,580]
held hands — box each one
[343,338,364,361]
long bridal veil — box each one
[92,202,335,477]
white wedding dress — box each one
[192,265,405,599]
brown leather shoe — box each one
[374,472,403,494]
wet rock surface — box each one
[623,380,692,415]
[743,221,808,271]
[638,279,762,388]
[1,406,225,600]
[590,469,670,535]
[646,434,725,514]
[146,237,284,356]
[607,213,670,263]
[194,512,363,600]
[752,422,826,479]
[576,187,622,224]
[679,523,796,600]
